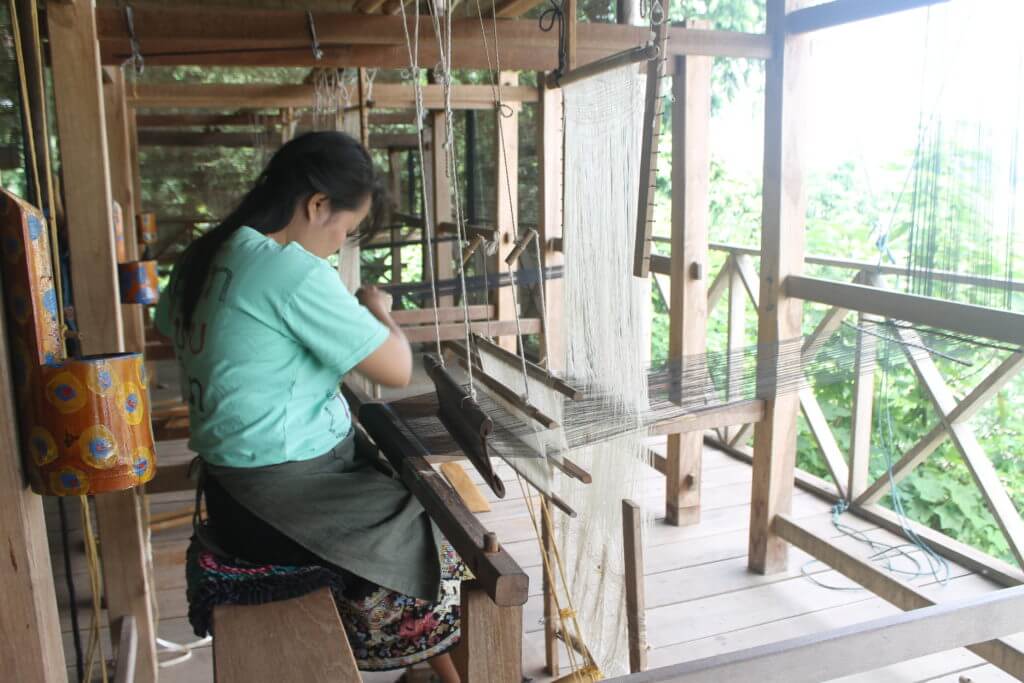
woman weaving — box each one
[155,132,462,681]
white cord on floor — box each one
[156,635,212,668]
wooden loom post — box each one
[46,2,159,680]
[748,0,810,575]
[538,77,565,371]
[494,71,519,352]
[665,39,712,527]
[622,499,647,673]
[388,148,403,299]
[847,271,881,499]
[432,111,455,306]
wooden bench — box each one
[213,587,361,683]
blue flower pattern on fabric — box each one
[28,214,42,240]
[89,436,115,463]
[42,288,57,318]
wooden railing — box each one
[657,243,1024,583]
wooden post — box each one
[46,2,158,679]
[848,272,880,499]
[494,71,519,352]
[724,256,744,442]
[104,68,146,355]
[0,299,64,682]
[665,44,712,527]
[541,500,559,676]
[538,77,564,371]
[388,148,403,296]
[748,0,810,575]
[452,582,524,683]
[432,111,454,306]
[622,499,647,673]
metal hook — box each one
[306,10,324,61]
[123,5,144,75]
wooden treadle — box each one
[440,461,492,513]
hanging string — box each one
[305,10,324,61]
[123,5,144,75]
[396,0,445,361]
[8,0,66,343]
[538,0,568,85]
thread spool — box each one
[136,212,158,246]
[505,229,538,267]
[461,235,485,267]
[118,260,159,305]
[24,353,156,495]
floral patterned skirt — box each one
[339,542,468,670]
[186,536,470,671]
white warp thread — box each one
[558,64,652,676]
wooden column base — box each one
[665,432,702,526]
[452,580,523,683]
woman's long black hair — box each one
[172,131,384,330]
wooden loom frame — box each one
[8,0,1024,682]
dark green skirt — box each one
[204,430,443,601]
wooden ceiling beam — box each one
[95,8,771,68]
[128,82,537,109]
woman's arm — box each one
[354,286,413,388]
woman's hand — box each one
[356,285,393,322]
[354,285,412,388]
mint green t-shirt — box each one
[154,227,389,468]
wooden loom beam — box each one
[355,401,529,607]
[46,2,160,680]
[774,513,1024,679]
[785,0,950,35]
[494,71,520,352]
[665,42,712,527]
[127,82,537,110]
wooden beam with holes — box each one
[664,46,712,527]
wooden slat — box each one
[848,293,880,499]
[439,462,491,513]
[857,351,1024,506]
[650,400,765,437]
[488,0,546,18]
[128,82,538,110]
[748,0,810,575]
[723,256,744,443]
[786,0,950,35]
[541,502,559,676]
[213,587,361,682]
[774,513,1024,679]
[665,47,712,527]
[623,499,647,673]
[112,616,138,683]
[391,305,494,325]
[402,318,542,344]
[606,583,1024,683]
[711,241,1024,294]
[787,274,1024,346]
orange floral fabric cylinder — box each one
[112,200,127,263]
[118,260,159,305]
[136,212,158,246]
[22,353,156,495]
